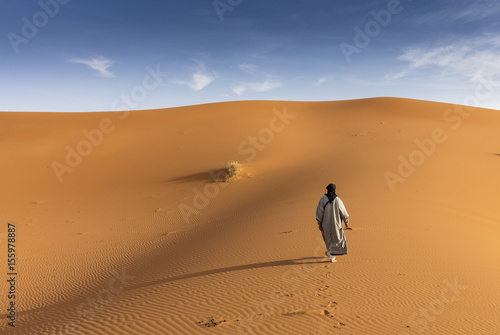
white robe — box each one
[316,195,349,255]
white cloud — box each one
[188,72,214,91]
[315,77,328,87]
[314,76,336,87]
[397,35,500,84]
[174,63,215,91]
[231,64,281,96]
[249,80,282,92]
[384,71,410,81]
[231,80,281,95]
[231,85,247,96]
[68,56,115,78]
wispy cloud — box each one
[231,64,281,96]
[248,80,282,92]
[187,72,214,91]
[384,71,410,81]
[68,56,115,78]
[315,77,328,87]
[397,35,500,83]
[452,4,500,22]
[314,76,335,87]
[416,1,500,24]
[231,85,247,96]
[174,63,214,91]
[236,64,275,78]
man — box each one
[316,183,349,262]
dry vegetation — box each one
[223,161,242,182]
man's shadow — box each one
[124,256,328,293]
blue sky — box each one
[1,0,500,112]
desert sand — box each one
[0,98,499,334]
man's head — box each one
[326,183,336,192]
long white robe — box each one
[316,195,349,255]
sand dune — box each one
[0,98,499,334]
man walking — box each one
[316,184,350,262]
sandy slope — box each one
[0,98,499,334]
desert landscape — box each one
[0,98,499,334]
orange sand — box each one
[0,98,499,334]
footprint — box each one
[320,309,331,316]
[285,308,336,318]
[326,301,338,308]
[196,317,227,328]
[334,322,346,329]
[276,291,295,297]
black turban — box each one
[326,183,336,192]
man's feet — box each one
[325,251,337,262]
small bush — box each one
[224,161,241,182]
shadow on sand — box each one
[124,256,328,293]
[166,168,227,183]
